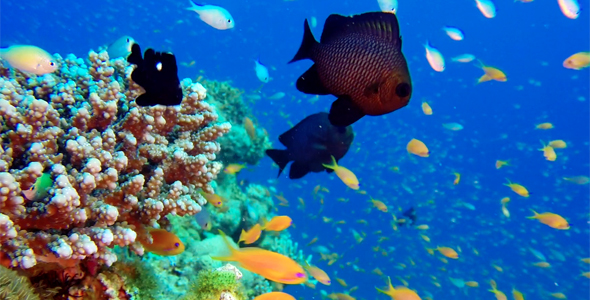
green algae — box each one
[182,269,246,300]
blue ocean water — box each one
[2,0,589,299]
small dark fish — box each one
[265,112,353,179]
[127,43,183,106]
[397,207,417,227]
[289,12,412,126]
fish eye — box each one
[50,62,55,66]
[174,242,180,247]
[228,19,232,23]
[395,82,411,98]
[295,272,305,278]
[156,62,162,71]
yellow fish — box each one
[504,179,529,197]
[527,210,570,230]
[322,156,359,190]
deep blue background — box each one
[2,0,589,299]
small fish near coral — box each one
[127,43,183,106]
[266,112,354,179]
[289,12,412,126]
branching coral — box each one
[0,49,231,271]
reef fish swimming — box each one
[127,43,183,106]
[289,12,412,126]
[265,112,354,179]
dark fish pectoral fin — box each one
[329,96,365,127]
[289,162,310,179]
[288,19,318,64]
[265,149,291,177]
[127,43,143,65]
[296,64,330,95]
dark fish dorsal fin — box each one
[321,12,401,46]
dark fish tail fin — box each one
[127,43,143,65]
[289,19,318,63]
[265,149,291,177]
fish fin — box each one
[321,12,401,47]
[211,230,238,261]
[289,161,311,179]
[265,149,291,177]
[186,0,201,11]
[289,19,318,63]
[127,43,143,65]
[329,96,365,126]
[295,64,331,95]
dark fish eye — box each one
[395,83,411,98]
[228,19,232,23]
[50,62,55,66]
[174,242,180,247]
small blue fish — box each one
[254,58,269,83]
[107,35,135,59]
[186,1,234,30]
[194,206,212,231]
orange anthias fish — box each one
[436,246,459,259]
[421,102,433,115]
[224,163,246,174]
[139,228,185,256]
[376,277,422,300]
[495,160,509,169]
[476,60,506,83]
[212,230,308,284]
[527,210,570,229]
[263,216,293,231]
[512,288,525,300]
[563,52,589,70]
[504,179,529,197]
[453,172,460,185]
[536,122,554,130]
[370,198,388,212]
[253,292,296,300]
[243,117,257,140]
[407,139,429,157]
[539,142,557,161]
[239,224,262,244]
[289,12,412,126]
[322,156,360,190]
[304,262,331,285]
[489,284,507,300]
[200,191,225,207]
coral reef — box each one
[201,80,271,166]
[0,49,231,297]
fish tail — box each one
[526,209,539,219]
[321,156,337,170]
[265,149,291,177]
[288,19,318,63]
[211,229,238,261]
[186,0,201,11]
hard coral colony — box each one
[0,48,231,294]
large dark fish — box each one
[127,43,183,106]
[265,112,354,179]
[289,12,412,127]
